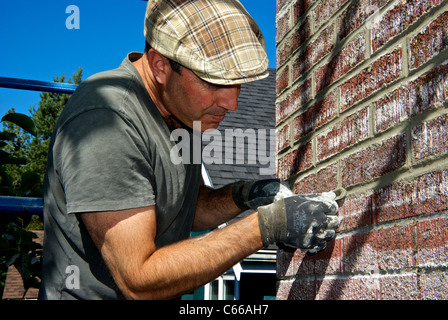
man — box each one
[39,0,340,300]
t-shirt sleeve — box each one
[53,108,156,214]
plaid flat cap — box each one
[144,0,269,85]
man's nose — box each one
[216,84,241,111]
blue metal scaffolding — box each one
[0,196,43,216]
[0,76,77,94]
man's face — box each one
[162,66,241,131]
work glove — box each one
[232,179,293,211]
[257,191,340,253]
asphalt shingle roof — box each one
[202,68,277,188]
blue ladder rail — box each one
[0,196,43,217]
[0,76,77,94]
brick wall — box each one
[275,0,448,299]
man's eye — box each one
[204,81,220,90]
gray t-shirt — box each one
[39,53,202,300]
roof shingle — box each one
[202,68,277,188]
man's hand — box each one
[232,179,293,211]
[257,192,340,253]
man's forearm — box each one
[193,184,242,231]
[124,212,263,300]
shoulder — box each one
[54,67,145,132]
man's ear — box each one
[146,49,170,85]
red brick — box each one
[341,134,406,187]
[341,232,378,273]
[291,18,311,49]
[339,193,374,231]
[372,0,443,52]
[375,171,448,223]
[412,113,448,161]
[277,279,316,300]
[420,273,448,299]
[277,41,291,67]
[316,278,348,300]
[375,63,448,133]
[317,106,369,161]
[317,276,378,300]
[294,162,338,194]
[313,238,342,275]
[277,65,290,94]
[293,0,311,23]
[417,217,448,267]
[277,142,313,179]
[290,78,312,110]
[375,85,410,133]
[315,34,366,94]
[337,0,389,40]
[379,274,420,300]
[277,123,290,152]
[374,183,413,223]
[277,18,311,67]
[341,225,415,274]
[276,248,292,277]
[276,98,289,124]
[374,225,415,270]
[293,91,336,140]
[277,239,342,278]
[407,170,448,217]
[276,248,312,277]
[341,47,402,110]
[314,0,349,30]
[293,23,334,78]
[276,9,290,43]
[276,78,312,123]
[410,11,448,69]
[408,64,447,114]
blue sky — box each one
[0,0,277,116]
